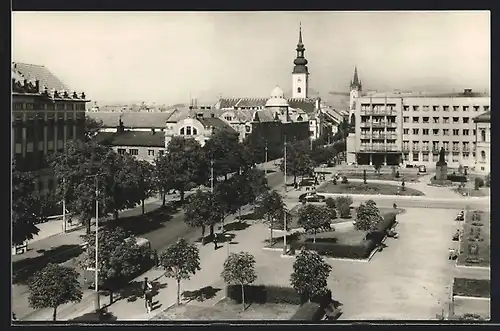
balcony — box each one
[421,146,430,152]
[371,133,386,139]
[386,122,397,128]
[360,122,371,128]
[359,144,401,152]
[360,108,397,116]
[385,133,398,140]
[360,133,371,139]
[371,122,387,128]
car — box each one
[299,192,326,203]
[455,211,464,221]
[418,165,427,173]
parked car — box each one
[299,192,326,203]
[455,211,464,221]
[418,165,427,173]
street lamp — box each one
[264,142,268,175]
[225,233,232,258]
[84,173,105,312]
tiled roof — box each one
[365,91,489,98]
[198,117,236,133]
[219,98,241,109]
[12,62,69,91]
[96,131,165,148]
[87,111,175,129]
[236,98,268,108]
[288,98,318,114]
[253,109,278,122]
[218,97,320,114]
[474,111,491,123]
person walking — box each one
[143,277,153,313]
[213,234,218,250]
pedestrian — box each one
[213,234,218,250]
[145,289,153,313]
[152,249,159,267]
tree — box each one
[50,140,138,234]
[280,140,314,185]
[28,263,83,321]
[183,190,222,240]
[130,160,156,214]
[12,161,44,245]
[78,227,150,302]
[221,252,257,311]
[298,204,332,242]
[204,130,247,181]
[240,168,269,207]
[160,239,201,305]
[157,137,207,202]
[355,200,383,232]
[257,190,288,243]
[213,177,243,229]
[334,195,353,218]
[290,250,332,303]
[84,115,103,141]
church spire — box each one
[350,66,362,91]
[293,23,308,74]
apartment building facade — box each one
[347,89,490,169]
[473,111,491,174]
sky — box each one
[12,11,490,106]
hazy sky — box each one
[12,11,490,105]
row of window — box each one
[179,126,198,136]
[13,123,77,141]
[13,102,86,111]
[403,128,474,136]
[360,104,397,111]
[402,141,475,150]
[117,148,165,157]
[403,150,486,162]
[403,105,489,112]
[403,116,472,124]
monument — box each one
[432,148,452,186]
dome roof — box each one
[265,86,289,108]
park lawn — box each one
[452,278,490,298]
[155,298,298,320]
[453,187,490,197]
[342,172,421,182]
[458,211,490,267]
[317,181,424,196]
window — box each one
[297,87,301,93]
[443,106,449,111]
[245,125,251,133]
[403,128,409,135]
[412,141,419,150]
[463,142,469,151]
[432,141,439,151]
[452,153,459,162]
[433,129,440,136]
[423,105,429,111]
[452,141,459,151]
[412,117,419,123]
[193,127,198,135]
[481,130,486,142]
[443,117,449,124]
[443,129,449,135]
[463,129,469,136]
[422,153,429,161]
[186,126,192,135]
[403,106,409,111]
[484,106,490,111]
[473,106,479,112]
[403,153,409,161]
[129,149,139,155]
[403,141,409,150]
[453,106,459,111]
[422,117,429,123]
[473,129,477,136]
[403,116,409,123]
[463,117,469,124]
[180,127,185,135]
[14,102,24,110]
[159,150,165,156]
[463,106,469,112]
[432,106,439,111]
[423,129,429,135]
[148,149,155,156]
[413,153,419,161]
[413,106,419,111]
[463,152,469,159]
[443,142,449,151]
[117,148,126,155]
[413,128,419,135]
[453,129,459,136]
[432,153,438,162]
[452,117,459,123]
[481,150,486,161]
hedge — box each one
[289,302,324,321]
[226,285,301,305]
[447,174,467,183]
[290,212,397,259]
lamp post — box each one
[62,178,67,233]
[85,173,104,312]
[283,136,287,256]
[225,233,232,258]
[265,142,268,175]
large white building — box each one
[473,111,490,174]
[346,71,490,169]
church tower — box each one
[349,66,362,111]
[292,23,309,99]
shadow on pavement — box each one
[108,204,180,236]
[216,233,236,244]
[12,244,84,285]
[118,280,168,303]
[223,221,250,232]
[182,286,221,303]
[237,211,263,221]
[68,309,118,322]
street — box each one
[15,163,284,321]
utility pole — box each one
[283,135,287,256]
[94,174,100,312]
